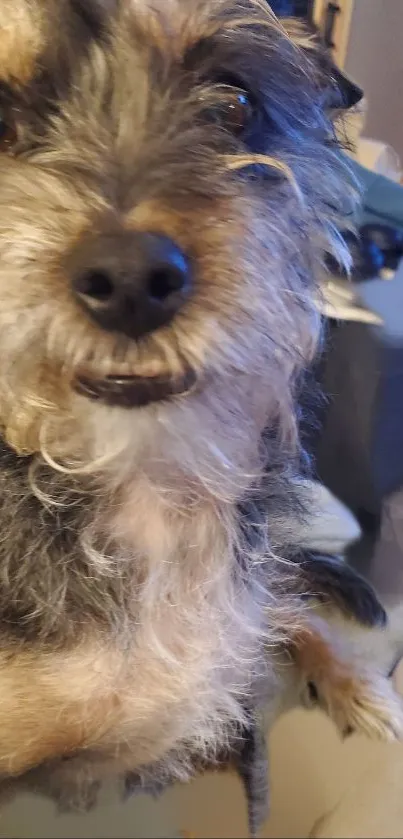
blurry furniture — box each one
[313,165,403,588]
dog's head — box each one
[0,0,353,482]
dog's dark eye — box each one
[206,86,254,136]
[0,109,17,152]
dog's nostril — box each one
[148,266,186,302]
[77,270,115,303]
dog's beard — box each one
[0,301,318,504]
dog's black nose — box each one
[71,232,191,340]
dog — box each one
[0,0,401,832]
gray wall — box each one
[345,0,403,160]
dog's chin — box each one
[74,369,197,409]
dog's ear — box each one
[280,18,363,114]
[314,49,363,112]
[327,64,363,111]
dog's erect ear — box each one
[314,49,363,112]
[280,18,363,113]
[328,65,363,110]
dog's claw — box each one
[321,674,403,742]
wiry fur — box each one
[0,0,400,829]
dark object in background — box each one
[315,320,403,517]
[269,0,313,17]
[361,225,403,272]
[313,165,403,525]
[325,224,403,282]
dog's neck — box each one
[0,370,302,656]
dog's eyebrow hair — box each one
[182,36,220,71]
[182,33,254,83]
[0,78,39,112]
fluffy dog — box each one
[0,0,400,833]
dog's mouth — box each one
[74,369,197,408]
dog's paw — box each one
[294,620,403,742]
[320,673,403,742]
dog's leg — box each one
[0,642,125,777]
[292,617,403,741]
[231,718,269,839]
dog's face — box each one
[0,0,349,475]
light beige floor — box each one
[0,706,401,838]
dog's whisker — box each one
[224,154,304,203]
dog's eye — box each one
[0,109,17,152]
[206,86,254,136]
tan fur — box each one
[0,1,44,85]
[0,642,120,775]
[0,638,193,776]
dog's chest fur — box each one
[0,442,272,777]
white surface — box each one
[357,137,402,182]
